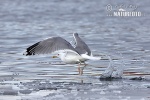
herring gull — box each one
[24,33,101,75]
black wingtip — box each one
[24,41,40,56]
[23,51,35,56]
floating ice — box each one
[112,53,125,78]
[100,55,114,79]
[100,53,125,79]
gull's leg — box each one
[77,61,87,75]
[78,65,81,75]
[78,61,83,75]
[78,62,87,75]
[80,62,87,75]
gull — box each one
[24,33,101,75]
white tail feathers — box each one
[81,54,101,60]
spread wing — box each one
[73,33,91,55]
[24,37,78,56]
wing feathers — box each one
[24,37,78,56]
[73,33,91,55]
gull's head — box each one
[52,52,66,59]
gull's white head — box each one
[53,52,66,59]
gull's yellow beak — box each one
[52,55,58,58]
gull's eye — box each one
[58,54,59,56]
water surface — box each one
[0,0,150,100]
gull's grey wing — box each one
[25,37,78,56]
[73,33,91,55]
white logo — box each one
[106,4,112,11]
[106,4,144,17]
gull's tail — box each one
[81,54,101,60]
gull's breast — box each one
[62,52,86,64]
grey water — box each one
[0,0,150,100]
